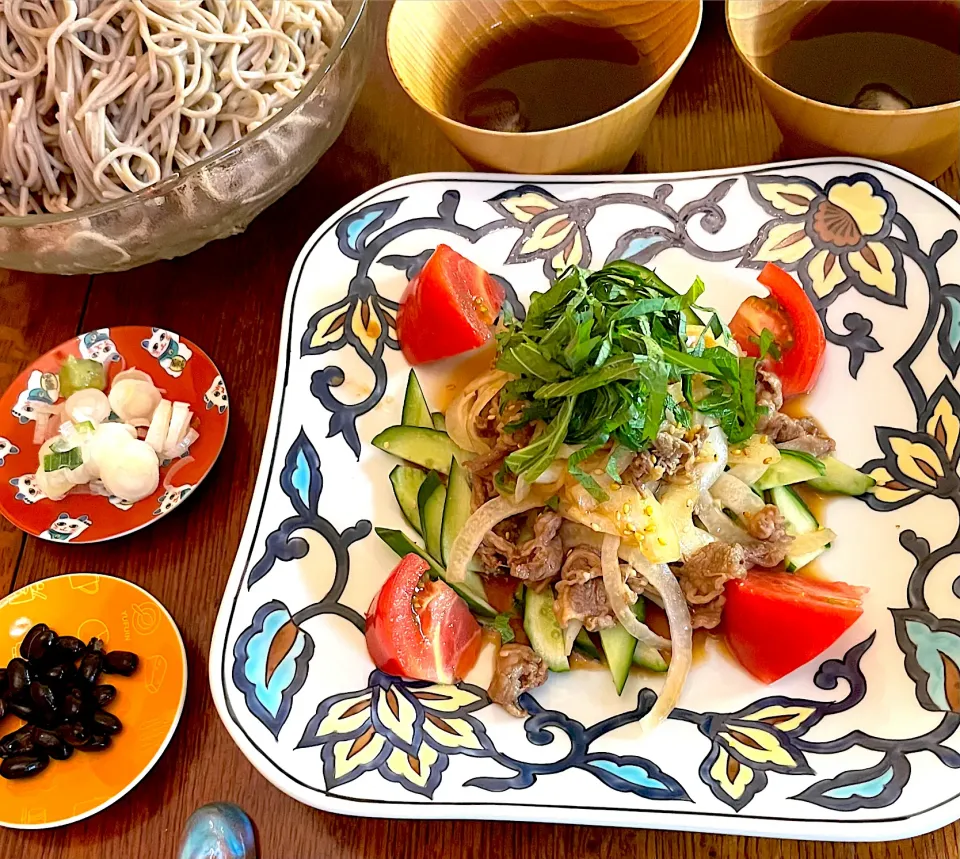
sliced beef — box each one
[465,396,536,509]
[488,644,547,717]
[555,577,615,632]
[672,542,748,629]
[743,504,790,542]
[741,539,791,568]
[756,365,784,412]
[511,509,563,583]
[757,411,836,458]
[559,546,602,584]
[475,531,516,575]
[623,450,663,489]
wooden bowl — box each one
[727,0,960,181]
[386,0,703,174]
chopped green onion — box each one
[43,448,82,472]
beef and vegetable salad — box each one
[366,248,873,733]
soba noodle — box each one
[0,0,344,215]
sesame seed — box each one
[763,456,774,464]
[760,435,769,444]
[657,537,667,546]
[612,483,622,491]
[382,442,390,449]
[593,468,604,475]
[644,506,653,516]
[591,523,601,531]
[644,524,656,533]
[622,503,631,514]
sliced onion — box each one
[163,454,194,490]
[163,402,191,457]
[601,535,672,650]
[559,520,604,552]
[563,619,582,656]
[691,423,728,493]
[619,544,693,734]
[33,413,49,445]
[695,492,753,543]
[146,399,172,453]
[789,528,836,556]
[444,369,512,455]
[446,494,545,582]
[513,474,531,504]
[710,473,767,519]
[64,388,110,425]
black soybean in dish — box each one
[0,626,139,780]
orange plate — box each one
[0,574,187,829]
[0,326,228,543]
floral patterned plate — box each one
[210,159,960,841]
[0,326,229,544]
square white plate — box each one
[210,158,960,841]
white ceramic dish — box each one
[210,159,960,841]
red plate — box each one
[0,326,228,544]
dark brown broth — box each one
[762,0,960,109]
[450,18,656,132]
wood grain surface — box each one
[0,3,958,857]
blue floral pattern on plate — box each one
[211,160,960,841]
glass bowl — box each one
[0,0,371,275]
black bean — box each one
[25,628,57,663]
[47,741,73,761]
[78,652,102,685]
[80,734,111,752]
[103,651,138,676]
[91,685,116,708]
[90,710,122,735]
[55,636,85,657]
[56,722,90,748]
[0,754,49,779]
[86,637,105,655]
[39,661,71,684]
[18,624,48,660]
[7,701,33,721]
[29,682,56,718]
[0,726,35,756]
[31,728,61,752]
[7,659,31,698]
[63,690,85,721]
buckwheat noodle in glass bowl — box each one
[0,0,370,273]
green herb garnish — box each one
[495,261,761,492]
[480,613,516,644]
[43,447,82,472]
[752,328,782,361]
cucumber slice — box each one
[372,426,461,473]
[389,465,426,534]
[770,484,828,572]
[633,642,668,672]
[441,458,480,569]
[375,527,495,616]
[599,623,635,694]
[598,599,648,694]
[807,456,876,496]
[417,472,445,561]
[524,587,569,672]
[431,412,446,432]
[755,449,826,490]
[401,370,433,429]
[574,628,601,660]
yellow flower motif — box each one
[754,181,818,217]
[709,745,758,803]
[890,437,944,487]
[826,180,888,237]
[422,714,485,752]
[331,726,387,781]
[315,691,371,735]
[385,741,440,789]
[520,214,575,255]
[496,190,559,223]
[309,300,350,349]
[869,466,919,505]
[927,393,959,461]
[351,297,384,356]
[806,248,847,299]
[846,241,897,296]
[718,725,803,769]
[552,228,584,272]
[753,221,815,265]
[741,704,818,733]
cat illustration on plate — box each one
[11,369,60,424]
[204,375,228,414]
[154,485,192,516]
[10,474,45,504]
[41,512,91,542]
[78,329,121,364]
[0,436,19,466]
[142,328,193,377]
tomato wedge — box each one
[729,263,826,397]
[365,553,481,683]
[396,244,505,365]
[481,574,519,614]
[722,572,867,684]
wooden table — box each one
[1,4,958,857]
